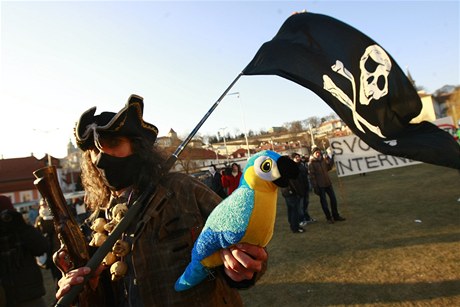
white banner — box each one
[329,116,456,177]
[330,134,421,177]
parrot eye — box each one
[253,154,280,182]
[260,159,272,173]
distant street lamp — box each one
[209,144,219,165]
[309,123,315,148]
[227,92,251,159]
[218,127,229,164]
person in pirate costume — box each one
[55,94,267,306]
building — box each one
[436,86,460,126]
[156,128,181,147]
[60,139,83,192]
[410,91,439,123]
[229,148,255,159]
[313,119,347,138]
[0,155,62,210]
[267,126,286,133]
[170,147,227,174]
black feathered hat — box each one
[75,94,158,150]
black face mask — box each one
[95,153,142,191]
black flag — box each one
[243,12,460,169]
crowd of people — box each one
[281,148,346,233]
[207,146,346,235]
[208,162,243,199]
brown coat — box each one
[308,155,333,188]
[132,172,243,306]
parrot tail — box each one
[174,260,209,292]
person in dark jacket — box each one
[281,180,305,233]
[280,153,309,233]
[209,164,228,199]
[0,195,49,307]
[291,153,315,226]
[35,198,62,288]
[55,94,267,306]
[308,147,346,224]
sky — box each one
[1,0,458,159]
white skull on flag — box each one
[359,45,392,105]
[322,44,392,138]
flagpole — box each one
[309,124,315,148]
[228,92,251,159]
[163,73,243,172]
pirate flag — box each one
[242,11,460,169]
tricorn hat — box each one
[75,94,158,150]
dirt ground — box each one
[42,268,57,306]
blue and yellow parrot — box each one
[175,150,298,291]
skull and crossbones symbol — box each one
[323,44,392,139]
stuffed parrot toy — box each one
[175,150,298,291]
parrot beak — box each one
[273,156,299,187]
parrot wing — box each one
[175,186,255,291]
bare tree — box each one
[176,147,198,174]
[289,120,303,133]
[303,116,321,128]
[259,129,269,135]
[206,134,219,144]
[323,112,338,122]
